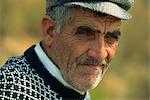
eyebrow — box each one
[111,31,121,36]
[75,25,121,37]
[75,25,101,33]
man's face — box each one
[45,8,121,92]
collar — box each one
[34,43,85,95]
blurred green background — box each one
[0,0,149,100]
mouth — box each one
[77,63,108,75]
[78,64,99,67]
[78,63,106,69]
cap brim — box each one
[64,2,132,20]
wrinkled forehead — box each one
[68,7,121,23]
[61,7,121,34]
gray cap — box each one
[46,0,134,19]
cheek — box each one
[60,41,90,78]
[68,41,90,64]
[107,44,118,59]
[50,35,73,69]
[59,43,72,67]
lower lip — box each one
[78,64,103,76]
[78,64,106,70]
[78,64,99,67]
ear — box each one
[41,16,56,47]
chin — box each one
[88,74,102,90]
[78,74,102,91]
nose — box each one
[87,36,107,61]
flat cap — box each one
[46,0,134,19]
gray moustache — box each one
[77,56,109,68]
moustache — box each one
[77,56,109,68]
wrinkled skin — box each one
[41,7,121,92]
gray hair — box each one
[46,5,70,33]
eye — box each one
[105,31,121,44]
[75,26,98,40]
